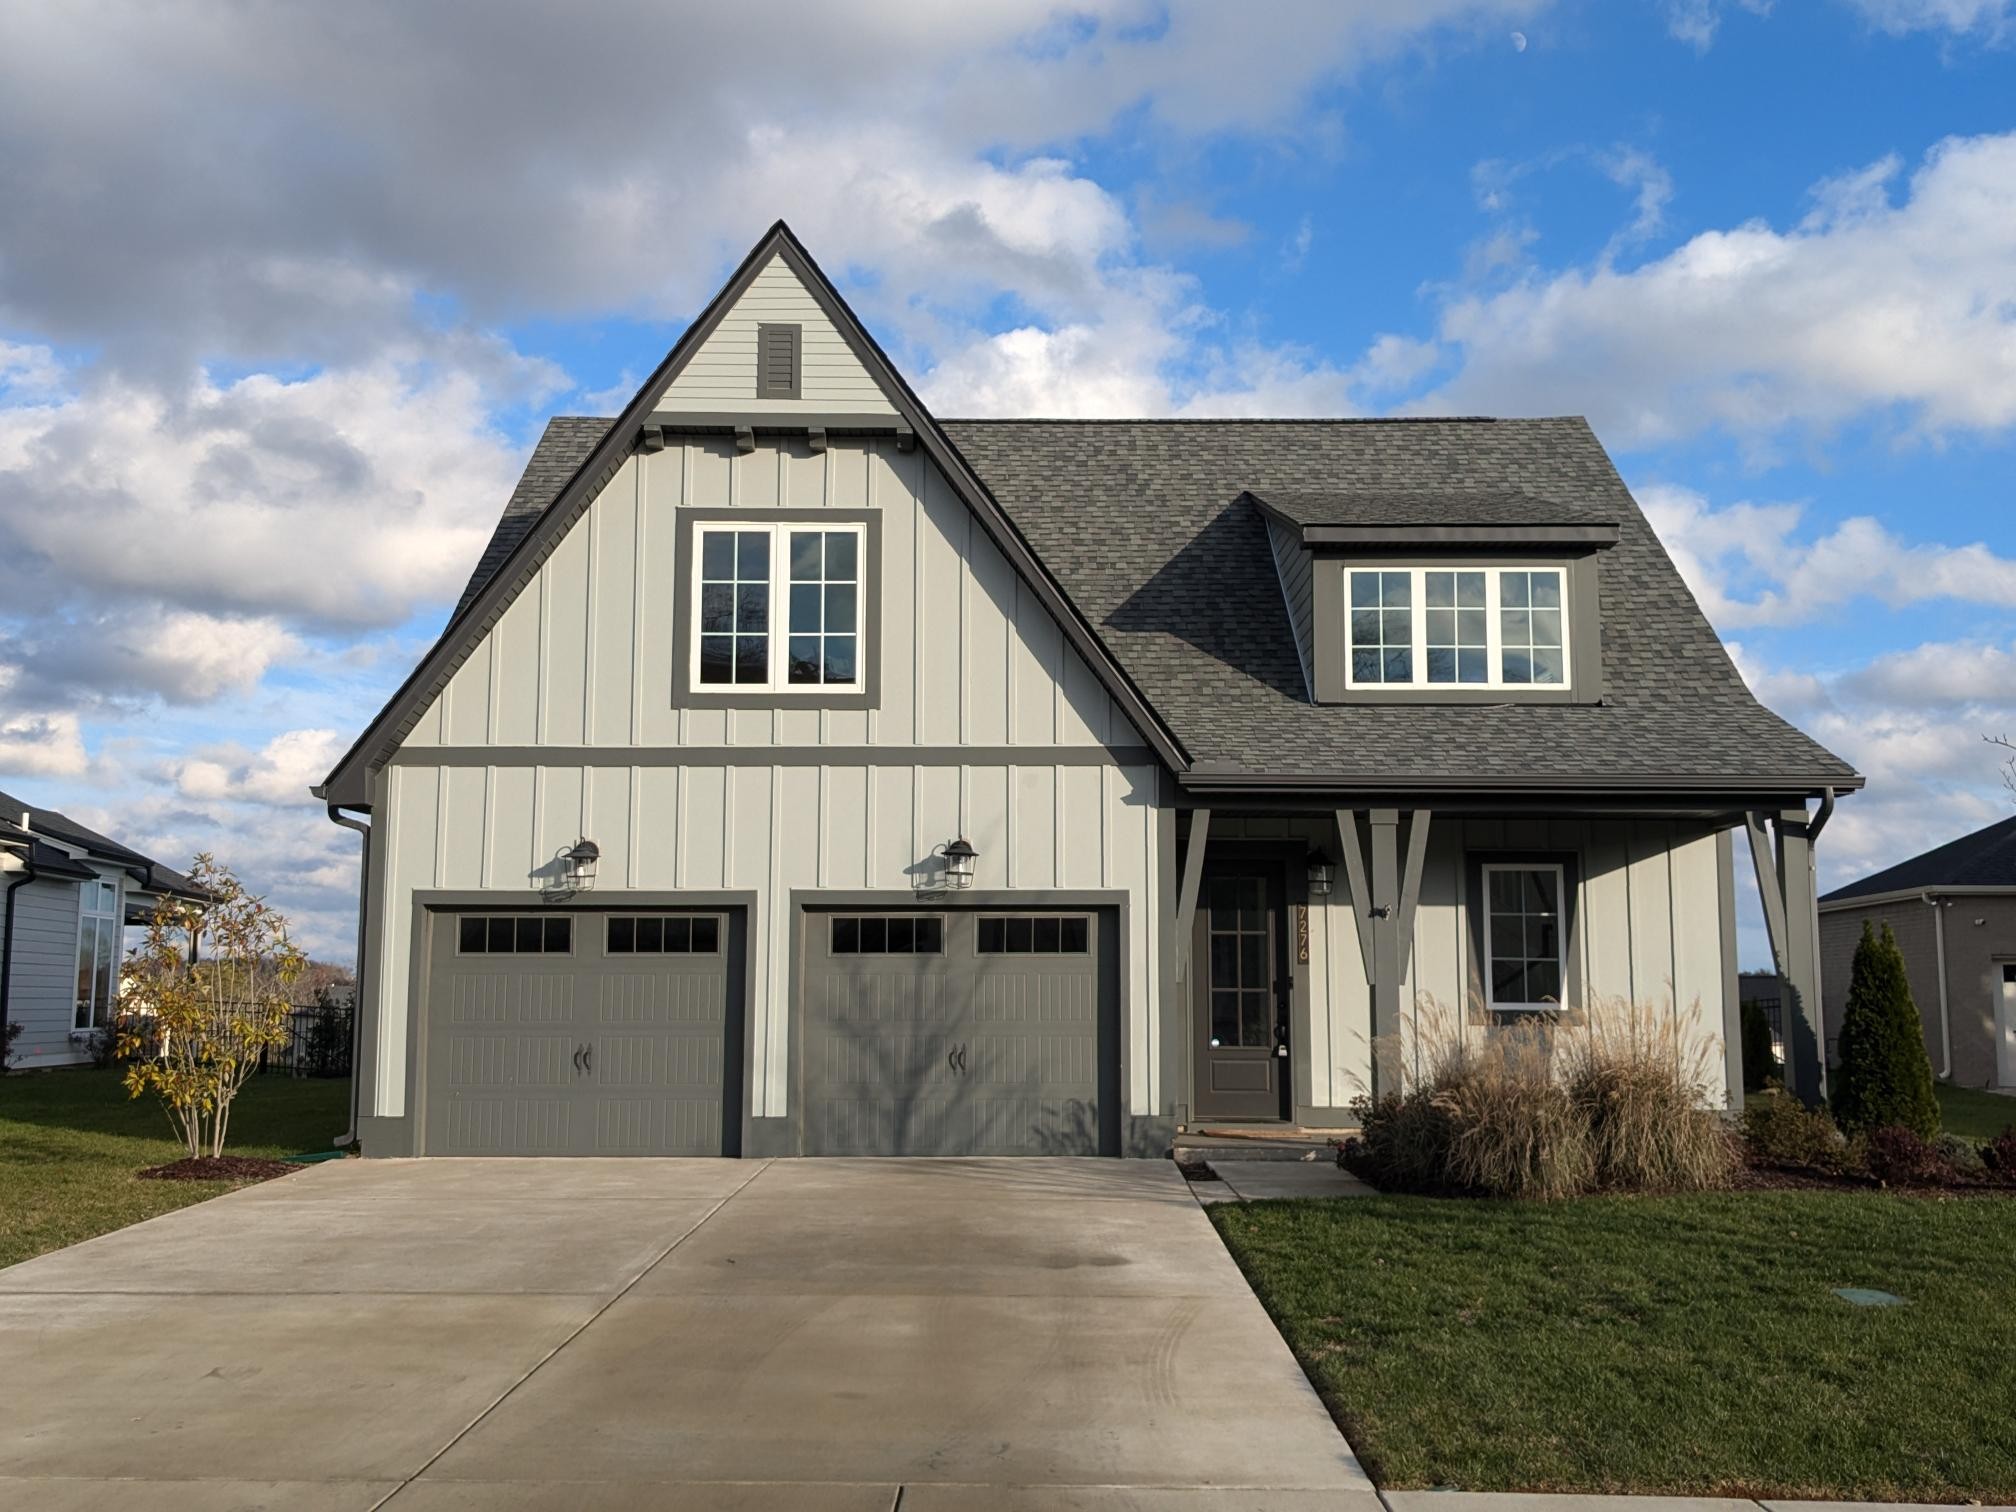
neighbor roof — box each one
[0,788,205,899]
[1821,815,2016,903]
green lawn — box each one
[0,1069,350,1269]
[1937,1080,2016,1141]
[1213,1192,2016,1501]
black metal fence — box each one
[255,1000,354,1078]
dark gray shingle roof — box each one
[0,787,206,898]
[452,416,611,620]
[455,413,1855,789]
[1252,484,1618,529]
[1822,815,2016,902]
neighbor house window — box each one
[1347,567,1568,689]
[73,875,121,1031]
[1483,864,1564,1013]
[694,523,864,692]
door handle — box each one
[946,1043,969,1076]
[571,1044,584,1074]
[583,1043,593,1075]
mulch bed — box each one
[1737,1159,2016,1197]
[137,1156,302,1183]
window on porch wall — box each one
[1483,864,1564,1014]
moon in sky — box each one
[1511,30,1528,51]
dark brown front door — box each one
[1193,872,1289,1121]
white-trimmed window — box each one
[1483,864,1564,1013]
[1347,567,1568,689]
[73,875,122,1031]
[693,523,863,691]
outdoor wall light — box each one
[939,837,979,890]
[1306,849,1335,898]
[563,839,601,892]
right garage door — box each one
[800,909,1114,1156]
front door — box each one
[1193,872,1290,1121]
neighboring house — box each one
[1820,815,2016,1091]
[0,791,205,1070]
[315,222,1860,1159]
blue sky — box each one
[2,0,2014,963]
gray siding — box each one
[1265,516,1314,698]
[656,254,895,416]
[1823,895,2016,1088]
[1210,815,1733,1109]
[406,441,1138,753]
[6,877,82,1067]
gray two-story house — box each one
[315,223,1859,1159]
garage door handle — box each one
[572,1044,585,1075]
[582,1044,593,1075]
[947,1043,967,1076]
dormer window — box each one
[1346,566,1567,689]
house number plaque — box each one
[1295,905,1310,964]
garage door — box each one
[800,909,1114,1156]
[422,909,740,1156]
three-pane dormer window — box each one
[1346,566,1568,689]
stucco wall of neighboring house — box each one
[364,435,1172,1141]
[6,876,84,1068]
[1205,814,1735,1111]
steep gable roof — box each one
[1822,815,2016,902]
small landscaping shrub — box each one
[1739,997,1780,1093]
[1831,921,1939,1139]
[1982,1127,2016,1178]
[1742,1088,1850,1171]
[1934,1132,1986,1178]
[1561,997,1735,1192]
[1863,1125,1948,1187]
[1345,1089,1460,1193]
[1,1018,21,1072]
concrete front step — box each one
[1174,1131,1353,1163]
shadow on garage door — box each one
[418,906,746,1156]
[798,905,1121,1157]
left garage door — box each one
[421,909,739,1156]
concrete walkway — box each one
[0,1157,1373,1510]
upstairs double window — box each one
[1346,567,1568,689]
[694,524,863,692]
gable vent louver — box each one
[756,322,802,400]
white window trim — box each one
[1481,862,1566,1014]
[1344,566,1571,691]
[688,521,868,696]
[72,870,123,1033]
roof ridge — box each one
[939,415,1527,426]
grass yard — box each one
[0,1069,349,1269]
[1937,1080,2016,1141]
[1213,1192,2016,1501]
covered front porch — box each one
[1166,790,1838,1134]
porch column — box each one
[1368,809,1402,1098]
[1774,807,1826,1107]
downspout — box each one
[1922,892,1953,1081]
[1807,788,1835,1095]
[327,804,371,1149]
[2,849,37,1068]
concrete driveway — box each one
[0,1157,1372,1511]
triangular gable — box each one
[317,221,1185,806]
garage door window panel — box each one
[606,915,721,954]
[976,915,1091,954]
[458,916,572,955]
[830,915,943,954]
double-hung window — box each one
[1483,864,1564,1013]
[1347,566,1568,689]
[73,875,121,1031]
[694,523,864,692]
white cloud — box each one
[1664,0,1774,51]
[1638,481,2016,628]
[1421,133,2016,445]
[0,709,88,780]
[1845,0,2015,37]
[173,729,345,809]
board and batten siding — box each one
[372,435,1166,1130]
[404,439,1137,752]
[1209,815,1734,1110]
[654,254,896,417]
[372,759,1167,1125]
[5,877,84,1067]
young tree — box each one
[119,855,305,1160]
[1830,920,1939,1139]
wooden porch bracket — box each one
[1333,809,1374,985]
[1395,810,1433,984]
[1744,812,1790,977]
[1744,805,1826,1107]
[1174,807,1212,980]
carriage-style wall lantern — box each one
[563,839,601,892]
[939,837,979,890]
[1306,849,1335,898]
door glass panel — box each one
[1205,877,1273,1047]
